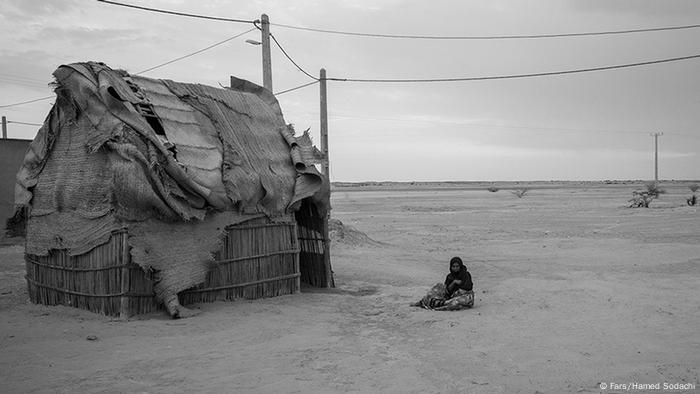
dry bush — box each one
[511,188,529,198]
[688,183,698,206]
[645,182,666,198]
[629,190,655,208]
[629,182,665,208]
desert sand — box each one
[1,182,699,393]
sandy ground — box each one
[1,183,699,393]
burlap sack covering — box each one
[14,62,329,310]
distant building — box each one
[0,138,31,241]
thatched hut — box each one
[12,61,332,318]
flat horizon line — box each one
[332,179,700,184]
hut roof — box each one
[14,61,328,303]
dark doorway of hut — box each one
[296,198,334,289]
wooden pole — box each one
[261,14,273,92]
[119,232,130,320]
[1,116,7,139]
[320,69,329,178]
[319,68,333,287]
[322,215,334,288]
[293,223,301,293]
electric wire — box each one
[326,54,700,83]
[136,28,256,75]
[2,28,256,107]
[0,73,47,83]
[267,31,319,81]
[324,113,700,139]
[5,53,699,108]
[0,74,50,88]
[274,80,319,96]
[0,96,53,109]
[4,53,700,108]
[0,78,50,89]
[96,0,254,24]
[7,120,42,126]
[94,1,700,40]
[270,22,700,40]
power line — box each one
[0,73,47,83]
[325,113,700,139]
[94,1,700,41]
[7,115,698,140]
[0,73,50,89]
[1,29,311,106]
[136,28,256,75]
[5,53,697,108]
[270,22,700,40]
[96,0,254,24]
[326,54,700,83]
[5,53,699,109]
[0,77,50,89]
[267,31,319,81]
[0,96,53,108]
[275,80,319,96]
[95,0,700,42]
[7,120,42,126]
[2,28,256,106]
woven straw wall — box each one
[26,217,301,317]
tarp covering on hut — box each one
[14,61,328,312]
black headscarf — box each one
[445,256,473,295]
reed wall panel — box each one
[25,218,302,317]
[179,218,300,304]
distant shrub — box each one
[487,186,499,193]
[629,190,654,208]
[511,188,529,198]
[688,184,698,206]
[628,182,665,208]
[645,182,666,198]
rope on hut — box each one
[180,273,301,294]
[227,222,296,231]
[297,236,326,241]
[25,256,131,272]
[215,249,300,265]
[25,276,154,298]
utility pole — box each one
[651,132,663,181]
[319,68,333,288]
[260,14,273,92]
[319,68,329,179]
[1,116,6,139]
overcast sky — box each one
[1,0,699,181]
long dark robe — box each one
[444,265,473,297]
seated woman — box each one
[412,256,474,310]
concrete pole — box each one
[319,69,329,178]
[319,68,333,288]
[654,134,658,182]
[651,132,663,181]
[261,14,273,92]
[1,116,7,139]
